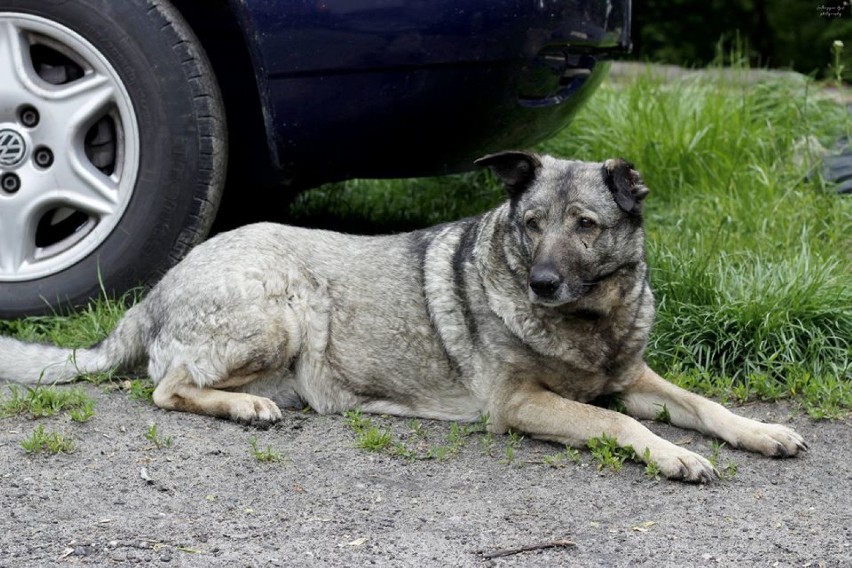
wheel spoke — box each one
[0,199,38,275]
[56,177,118,217]
[47,143,119,218]
[35,75,115,147]
[53,74,114,130]
[0,20,34,96]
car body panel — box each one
[226,0,630,186]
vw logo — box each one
[0,129,26,167]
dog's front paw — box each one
[729,421,807,458]
[639,440,720,483]
[650,447,719,483]
[230,394,283,427]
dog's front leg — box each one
[620,365,806,457]
[493,382,717,482]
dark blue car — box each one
[0,0,630,316]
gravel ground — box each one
[1,383,850,567]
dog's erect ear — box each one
[602,158,649,215]
[475,151,542,198]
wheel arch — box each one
[169,0,285,196]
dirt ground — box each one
[0,383,850,567]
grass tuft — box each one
[1,385,94,419]
[144,423,172,449]
[21,425,76,454]
[0,290,138,347]
[248,436,285,463]
[587,434,638,472]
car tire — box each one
[0,0,226,318]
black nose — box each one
[529,265,563,297]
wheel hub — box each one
[0,128,26,167]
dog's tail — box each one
[0,304,150,385]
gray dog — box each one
[0,152,805,482]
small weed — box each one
[144,423,172,449]
[564,447,581,463]
[427,445,450,461]
[479,430,495,457]
[500,430,524,465]
[248,436,285,463]
[642,448,662,481]
[542,446,582,468]
[447,422,464,445]
[407,419,428,439]
[21,424,76,454]
[0,385,93,419]
[356,427,394,452]
[127,379,155,403]
[655,404,672,424]
[708,440,738,480]
[708,440,725,468]
[81,368,120,386]
[345,411,491,461]
[503,444,516,465]
[344,410,394,452]
[724,460,738,479]
[344,409,370,431]
[423,420,485,461]
[473,413,491,433]
[390,442,418,460]
[587,434,637,472]
[607,397,628,414]
[70,400,95,423]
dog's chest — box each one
[502,310,647,400]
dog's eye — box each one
[578,217,597,230]
[525,216,540,231]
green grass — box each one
[21,424,76,454]
[144,423,172,449]
[1,385,94,420]
[708,440,738,480]
[344,410,395,452]
[501,430,525,465]
[587,434,639,472]
[1,65,849,418]
[642,448,663,481]
[248,436,285,463]
[126,379,155,403]
[344,411,492,461]
[541,446,582,468]
[0,290,138,346]
[654,404,672,425]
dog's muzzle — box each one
[529,264,563,299]
[528,264,581,306]
[528,264,603,307]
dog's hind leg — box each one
[620,365,806,457]
[152,366,283,426]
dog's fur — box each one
[0,152,805,482]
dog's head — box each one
[476,151,649,310]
